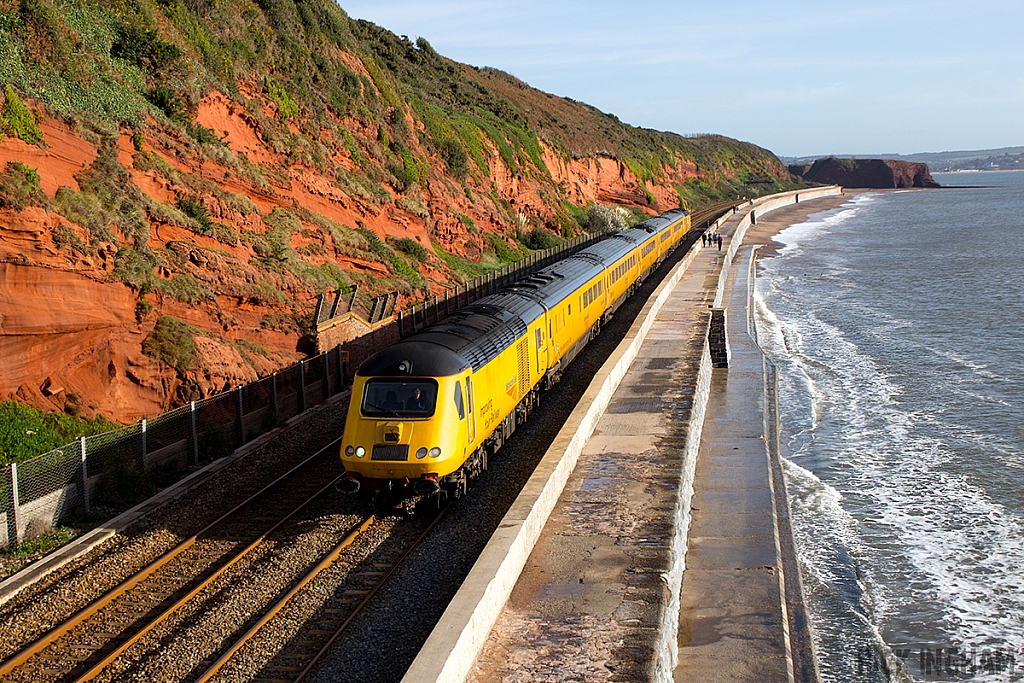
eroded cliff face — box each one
[0,90,710,422]
[801,157,940,188]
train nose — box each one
[337,473,362,493]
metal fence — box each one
[0,212,736,548]
[0,345,349,547]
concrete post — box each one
[270,374,278,418]
[235,386,245,447]
[138,418,147,470]
[298,362,306,413]
[78,436,90,513]
[187,401,199,467]
[8,463,20,545]
[322,350,330,401]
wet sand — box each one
[741,191,867,259]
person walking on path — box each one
[702,233,707,248]
[717,234,723,251]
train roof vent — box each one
[570,252,606,266]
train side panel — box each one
[340,208,691,492]
[468,332,529,443]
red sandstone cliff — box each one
[0,101,724,422]
[800,157,940,188]
[0,9,796,424]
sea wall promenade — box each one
[403,186,843,683]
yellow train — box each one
[338,208,691,499]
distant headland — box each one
[787,157,940,189]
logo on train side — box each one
[506,375,517,398]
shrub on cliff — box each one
[439,138,468,177]
[391,236,428,262]
[0,161,47,210]
[1,85,44,145]
[585,204,629,233]
[518,226,561,250]
[110,24,182,72]
[142,316,199,373]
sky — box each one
[338,0,1024,158]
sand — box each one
[741,190,870,260]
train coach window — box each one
[362,379,438,418]
[454,381,465,420]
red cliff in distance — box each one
[798,157,940,188]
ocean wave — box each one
[757,264,1024,681]
[772,194,875,256]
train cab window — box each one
[361,379,438,418]
[454,381,465,420]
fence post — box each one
[298,361,306,413]
[8,463,21,545]
[235,386,245,447]
[188,401,199,467]
[138,418,147,470]
[270,373,278,417]
[77,436,90,514]
[322,351,330,401]
[336,346,345,390]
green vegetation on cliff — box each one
[0,0,796,218]
[0,0,805,430]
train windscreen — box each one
[361,379,439,418]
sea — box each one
[753,170,1024,683]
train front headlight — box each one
[429,447,442,458]
[345,445,355,456]
[415,447,428,459]
[355,446,366,458]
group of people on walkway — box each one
[702,232,723,251]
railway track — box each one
[0,441,346,681]
[0,434,447,683]
[194,500,449,683]
[689,200,741,232]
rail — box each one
[0,440,344,681]
[196,499,451,683]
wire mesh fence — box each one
[1,344,350,547]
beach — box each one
[739,191,865,255]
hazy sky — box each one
[338,0,1023,158]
